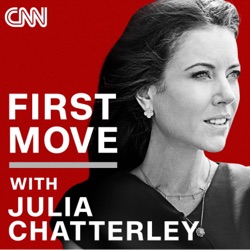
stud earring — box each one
[144,108,154,118]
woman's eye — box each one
[191,71,211,79]
[227,70,241,79]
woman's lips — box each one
[204,118,228,125]
[204,114,232,127]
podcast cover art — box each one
[1,0,250,249]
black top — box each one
[50,163,250,249]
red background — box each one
[0,0,249,249]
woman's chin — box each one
[203,139,227,153]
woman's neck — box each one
[134,140,211,195]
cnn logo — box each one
[5,7,47,28]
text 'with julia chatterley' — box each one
[9,177,199,242]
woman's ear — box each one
[136,87,153,110]
[136,86,156,118]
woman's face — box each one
[151,25,240,152]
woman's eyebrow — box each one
[227,63,241,70]
[184,63,215,71]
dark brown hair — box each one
[88,0,239,173]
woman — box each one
[51,0,250,248]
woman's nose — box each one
[212,77,238,106]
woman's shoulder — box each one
[56,171,135,198]
[51,171,152,229]
[218,162,250,189]
[71,172,137,193]
[52,171,140,213]
[219,162,250,176]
